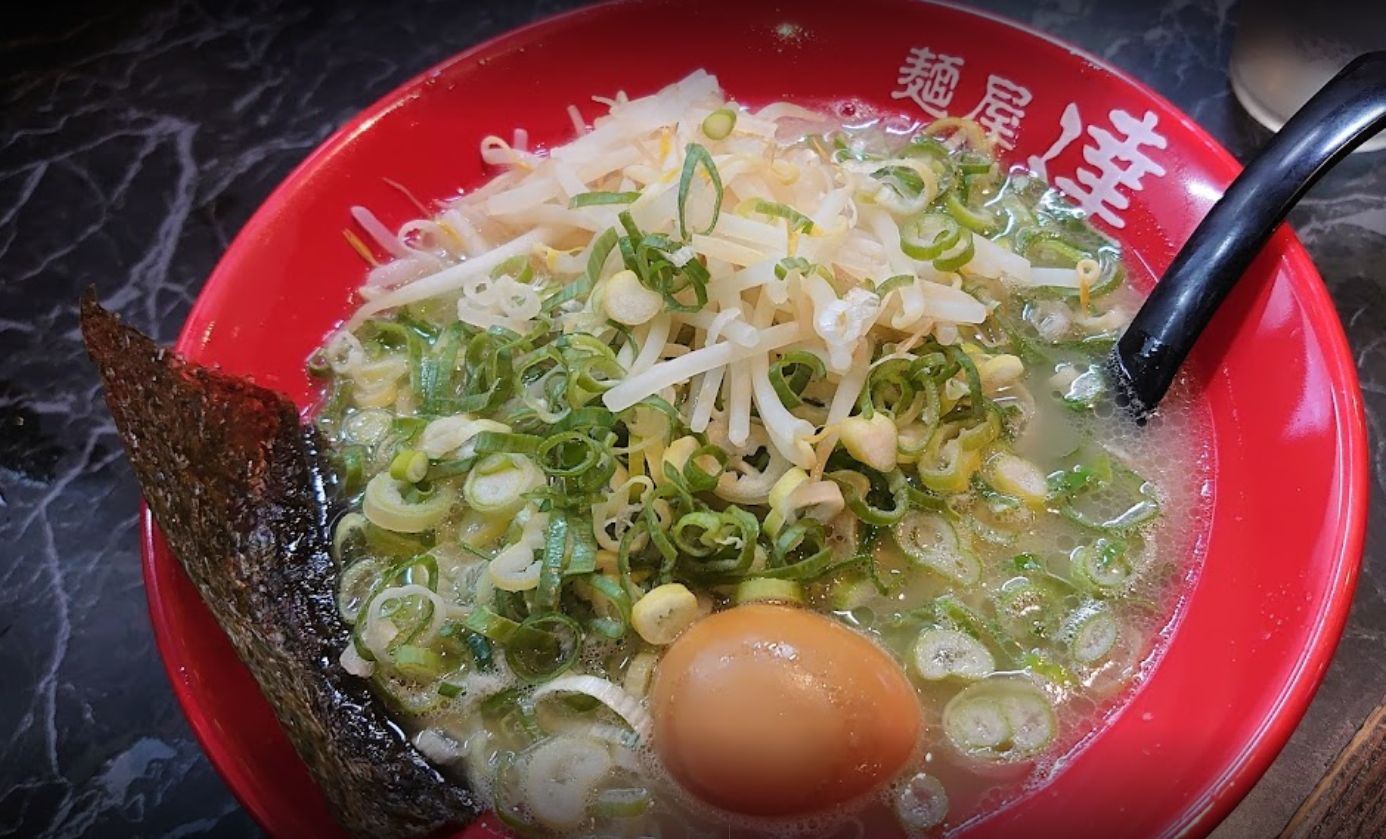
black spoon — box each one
[1108,51,1386,420]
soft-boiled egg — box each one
[649,604,922,817]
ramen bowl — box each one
[142,1,1367,836]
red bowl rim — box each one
[138,1,1369,836]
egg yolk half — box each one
[649,604,922,817]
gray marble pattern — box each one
[2,0,1382,836]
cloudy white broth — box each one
[311,71,1210,837]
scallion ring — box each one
[700,108,737,140]
[508,613,583,683]
[900,213,962,261]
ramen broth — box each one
[313,70,1210,837]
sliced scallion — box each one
[389,449,429,483]
[363,473,455,533]
[392,644,445,682]
[900,213,962,261]
[913,627,995,681]
[734,577,805,606]
[508,613,583,683]
[942,676,1057,763]
[592,786,652,818]
[677,142,723,240]
[893,510,980,586]
[569,191,642,209]
[740,198,814,233]
[932,231,976,272]
[1062,602,1119,664]
[700,107,737,140]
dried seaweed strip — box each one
[80,293,478,839]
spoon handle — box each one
[1110,51,1386,417]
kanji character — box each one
[892,47,965,118]
[1026,102,1084,182]
[965,75,1033,150]
[1054,109,1167,228]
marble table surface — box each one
[3,1,1383,836]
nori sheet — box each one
[80,293,479,838]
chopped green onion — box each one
[681,444,727,493]
[945,190,997,234]
[1059,365,1107,411]
[618,212,711,313]
[901,135,950,161]
[585,573,632,639]
[993,576,1058,640]
[740,198,814,233]
[554,406,616,432]
[830,469,908,526]
[491,751,537,831]
[942,676,1057,763]
[768,350,826,409]
[336,557,381,624]
[363,473,455,533]
[385,551,440,591]
[462,605,522,643]
[341,409,393,446]
[464,631,494,671]
[932,230,976,272]
[871,273,916,299]
[894,511,980,586]
[872,165,927,199]
[672,511,733,558]
[1063,602,1119,664]
[1048,447,1114,498]
[774,256,827,281]
[463,453,540,515]
[759,519,834,581]
[734,577,804,605]
[490,254,534,284]
[564,525,599,577]
[543,228,618,313]
[332,511,369,565]
[534,513,570,614]
[914,627,995,681]
[569,191,642,208]
[677,142,723,240]
[392,644,445,682]
[592,787,652,818]
[363,522,434,559]
[917,426,983,494]
[958,152,993,175]
[1056,450,1160,532]
[701,108,737,140]
[537,431,615,492]
[335,445,366,495]
[1070,537,1134,594]
[389,449,429,483]
[674,506,759,579]
[1020,230,1092,267]
[949,347,986,420]
[1021,651,1077,688]
[508,613,582,683]
[417,322,465,413]
[471,431,543,456]
[900,213,962,261]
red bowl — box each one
[142,1,1368,836]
